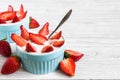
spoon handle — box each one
[48,9,72,39]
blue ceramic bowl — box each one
[16,42,65,74]
[0,16,29,43]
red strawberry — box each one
[17,4,24,16]
[12,15,20,23]
[26,43,36,52]
[0,40,11,57]
[41,45,54,53]
[39,22,49,36]
[1,56,21,75]
[8,5,14,12]
[29,33,48,45]
[19,11,27,20]
[50,31,62,40]
[29,17,40,29]
[20,25,29,40]
[59,58,76,76]
[0,19,6,24]
[0,11,16,21]
[11,33,27,47]
[52,40,64,47]
[64,50,84,62]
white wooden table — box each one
[0,0,120,79]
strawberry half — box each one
[0,40,11,57]
[29,33,48,45]
[59,58,76,76]
[11,33,27,47]
[52,40,64,47]
[64,50,84,62]
[20,25,29,40]
[29,17,40,29]
[50,31,62,40]
[1,56,21,75]
[39,22,49,36]
[41,45,54,53]
[26,43,36,52]
[8,5,14,12]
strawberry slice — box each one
[39,22,49,36]
[59,58,76,76]
[26,43,36,52]
[41,45,54,53]
[17,4,24,16]
[29,17,40,29]
[64,50,84,62]
[0,19,6,24]
[8,5,14,12]
[52,40,64,47]
[19,11,27,20]
[1,56,21,75]
[20,25,29,40]
[11,33,27,47]
[12,15,20,23]
[29,33,48,45]
[0,11,16,21]
[50,31,62,40]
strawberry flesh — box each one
[11,33,27,47]
[52,40,64,47]
[41,45,54,53]
[1,56,20,75]
[26,43,36,52]
[29,17,40,28]
[12,15,20,23]
[0,40,11,57]
[0,11,16,21]
[59,58,76,76]
[39,22,49,36]
[20,25,29,40]
[50,31,62,40]
[19,11,27,20]
[29,33,48,45]
[8,5,14,12]
[64,50,84,62]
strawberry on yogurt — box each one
[11,22,65,54]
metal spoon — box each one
[48,9,72,39]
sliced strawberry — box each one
[20,25,29,40]
[50,31,62,40]
[64,50,84,62]
[1,56,21,75]
[26,43,36,52]
[19,11,27,20]
[8,5,14,12]
[12,15,20,23]
[29,33,48,45]
[11,33,27,47]
[17,4,24,16]
[39,22,49,36]
[41,45,54,53]
[0,11,16,21]
[59,58,76,76]
[52,40,64,47]
[29,17,40,29]
[0,19,6,24]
